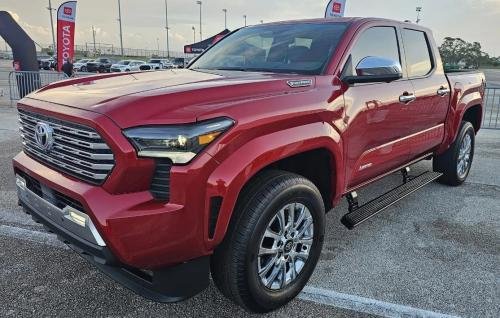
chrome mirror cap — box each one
[356,56,402,77]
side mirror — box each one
[342,56,402,84]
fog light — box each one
[63,207,87,227]
[15,175,26,189]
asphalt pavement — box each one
[0,67,499,317]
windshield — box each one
[76,59,88,63]
[149,59,161,63]
[190,22,348,75]
[117,60,130,65]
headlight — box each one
[123,117,234,164]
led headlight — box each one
[123,117,234,164]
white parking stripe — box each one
[299,286,460,318]
[0,224,460,318]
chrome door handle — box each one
[437,87,450,96]
[399,93,416,104]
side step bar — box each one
[341,171,442,229]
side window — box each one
[402,29,433,77]
[346,27,400,76]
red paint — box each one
[56,1,77,71]
[13,18,484,270]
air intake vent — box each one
[209,197,223,239]
[151,159,172,201]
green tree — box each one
[439,38,496,69]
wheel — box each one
[210,170,325,313]
[125,69,130,72]
[81,66,87,72]
[433,121,475,186]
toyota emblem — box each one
[34,122,54,151]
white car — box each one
[73,59,92,72]
[141,58,174,71]
[110,60,146,72]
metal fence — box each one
[483,88,500,129]
[75,44,194,59]
[7,71,94,101]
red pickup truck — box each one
[13,18,485,312]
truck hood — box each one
[26,69,315,128]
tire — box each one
[433,121,475,186]
[210,170,325,313]
[81,66,87,72]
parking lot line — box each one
[1,223,462,318]
[299,286,460,318]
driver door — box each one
[342,26,415,189]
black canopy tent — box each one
[184,29,231,54]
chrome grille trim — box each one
[18,109,115,184]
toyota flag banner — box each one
[56,1,77,71]
[325,0,346,18]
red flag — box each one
[56,1,77,71]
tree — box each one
[439,38,495,69]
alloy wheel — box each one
[257,202,314,290]
[457,133,472,179]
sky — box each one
[1,0,500,56]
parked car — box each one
[110,60,146,72]
[86,57,114,73]
[0,52,13,60]
[172,57,187,68]
[140,58,173,71]
[73,59,92,72]
[39,56,55,70]
[13,18,485,313]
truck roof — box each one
[253,17,431,32]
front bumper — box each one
[15,171,209,302]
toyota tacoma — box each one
[13,18,485,312]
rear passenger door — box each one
[401,28,450,159]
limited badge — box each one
[287,79,313,88]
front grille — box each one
[17,170,85,212]
[150,159,172,201]
[18,109,115,185]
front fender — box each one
[204,122,343,249]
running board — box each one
[341,171,442,229]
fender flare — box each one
[203,122,344,249]
[438,87,483,154]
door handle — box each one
[437,86,450,96]
[399,93,416,104]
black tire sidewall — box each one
[245,183,325,310]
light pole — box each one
[47,0,56,54]
[165,0,170,58]
[416,7,422,24]
[243,15,247,27]
[92,25,97,56]
[196,1,202,41]
[156,38,160,55]
[192,26,196,43]
[117,0,124,57]
[222,8,227,29]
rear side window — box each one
[346,27,400,76]
[402,29,433,77]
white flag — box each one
[325,0,347,18]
